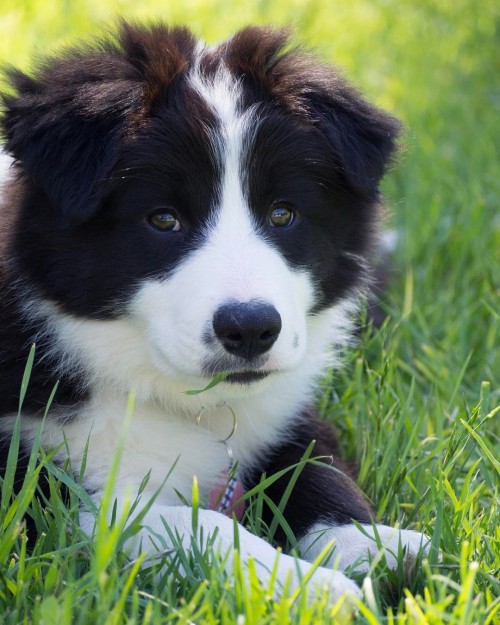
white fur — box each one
[300,522,431,572]
[0,150,12,179]
[88,504,362,603]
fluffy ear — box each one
[1,55,142,227]
[0,23,196,227]
[224,27,401,196]
[305,83,402,195]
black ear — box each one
[1,52,142,226]
[306,83,401,195]
[225,27,401,196]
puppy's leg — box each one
[299,522,430,573]
[81,503,361,603]
[244,412,429,572]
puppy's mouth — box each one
[224,370,271,384]
[202,353,272,384]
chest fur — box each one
[9,394,276,507]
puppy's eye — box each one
[269,204,295,228]
[148,210,181,232]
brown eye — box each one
[269,204,295,228]
[148,210,181,232]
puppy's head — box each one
[1,24,400,392]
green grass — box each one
[0,0,499,623]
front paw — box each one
[273,551,362,607]
[305,566,362,604]
[372,526,431,572]
[300,522,431,573]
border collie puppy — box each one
[0,23,428,601]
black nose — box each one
[213,300,282,361]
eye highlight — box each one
[269,204,295,228]
[147,209,181,232]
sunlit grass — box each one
[0,1,498,623]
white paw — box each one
[306,566,362,604]
[362,525,431,572]
[360,524,431,571]
[120,505,362,607]
[300,522,431,573]
[272,551,361,606]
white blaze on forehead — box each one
[186,50,315,337]
[188,52,257,238]
[189,51,244,135]
[189,46,249,155]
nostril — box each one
[226,332,243,348]
[261,331,271,341]
[213,300,282,360]
[260,329,278,345]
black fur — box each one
[244,413,372,546]
[0,23,399,545]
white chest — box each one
[58,398,240,506]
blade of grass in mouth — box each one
[184,372,229,396]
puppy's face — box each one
[2,25,399,389]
